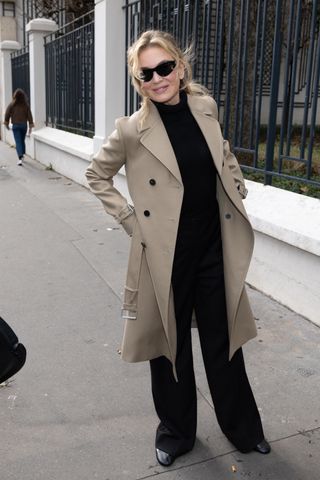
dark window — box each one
[2,2,15,17]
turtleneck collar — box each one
[152,89,188,114]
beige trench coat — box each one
[86,94,257,378]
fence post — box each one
[0,40,21,142]
[26,19,57,157]
[93,0,126,153]
[264,0,283,186]
[26,19,57,129]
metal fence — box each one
[11,46,30,102]
[124,0,320,192]
[44,11,95,137]
[22,0,66,46]
[22,0,95,46]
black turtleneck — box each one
[154,90,218,218]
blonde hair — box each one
[127,30,208,124]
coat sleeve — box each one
[27,106,34,127]
[223,139,248,199]
[85,119,136,235]
[4,104,12,126]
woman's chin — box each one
[151,91,180,105]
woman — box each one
[86,30,271,467]
[4,88,34,166]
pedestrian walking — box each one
[86,30,271,467]
[4,88,34,166]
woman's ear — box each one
[178,61,185,80]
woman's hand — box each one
[121,209,137,237]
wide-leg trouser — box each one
[150,210,264,456]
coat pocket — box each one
[121,225,144,320]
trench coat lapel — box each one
[188,95,249,220]
[187,95,223,176]
[138,94,247,218]
[139,102,182,184]
[139,95,224,182]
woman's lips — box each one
[153,86,168,94]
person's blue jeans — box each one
[12,123,27,159]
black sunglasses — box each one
[138,60,177,82]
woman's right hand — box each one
[121,210,137,237]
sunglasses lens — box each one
[139,61,176,82]
[157,62,175,77]
[140,69,153,82]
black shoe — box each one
[156,448,175,466]
[254,439,271,454]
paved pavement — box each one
[0,141,319,480]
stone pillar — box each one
[26,19,57,131]
[26,19,57,158]
[0,40,21,141]
[93,0,126,153]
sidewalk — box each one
[0,141,319,480]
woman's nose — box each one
[152,71,162,82]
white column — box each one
[0,40,21,141]
[26,19,57,158]
[94,0,126,153]
[26,19,57,130]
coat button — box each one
[149,178,156,186]
[144,210,150,217]
[225,213,231,219]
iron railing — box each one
[22,0,66,46]
[22,0,94,45]
[44,10,95,137]
[124,0,320,192]
[11,46,30,101]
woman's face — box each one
[138,46,184,105]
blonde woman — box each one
[4,89,34,166]
[86,30,270,467]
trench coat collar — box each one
[138,99,182,184]
[138,94,223,183]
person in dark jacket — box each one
[4,89,34,166]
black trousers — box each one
[150,210,264,456]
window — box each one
[1,2,15,17]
